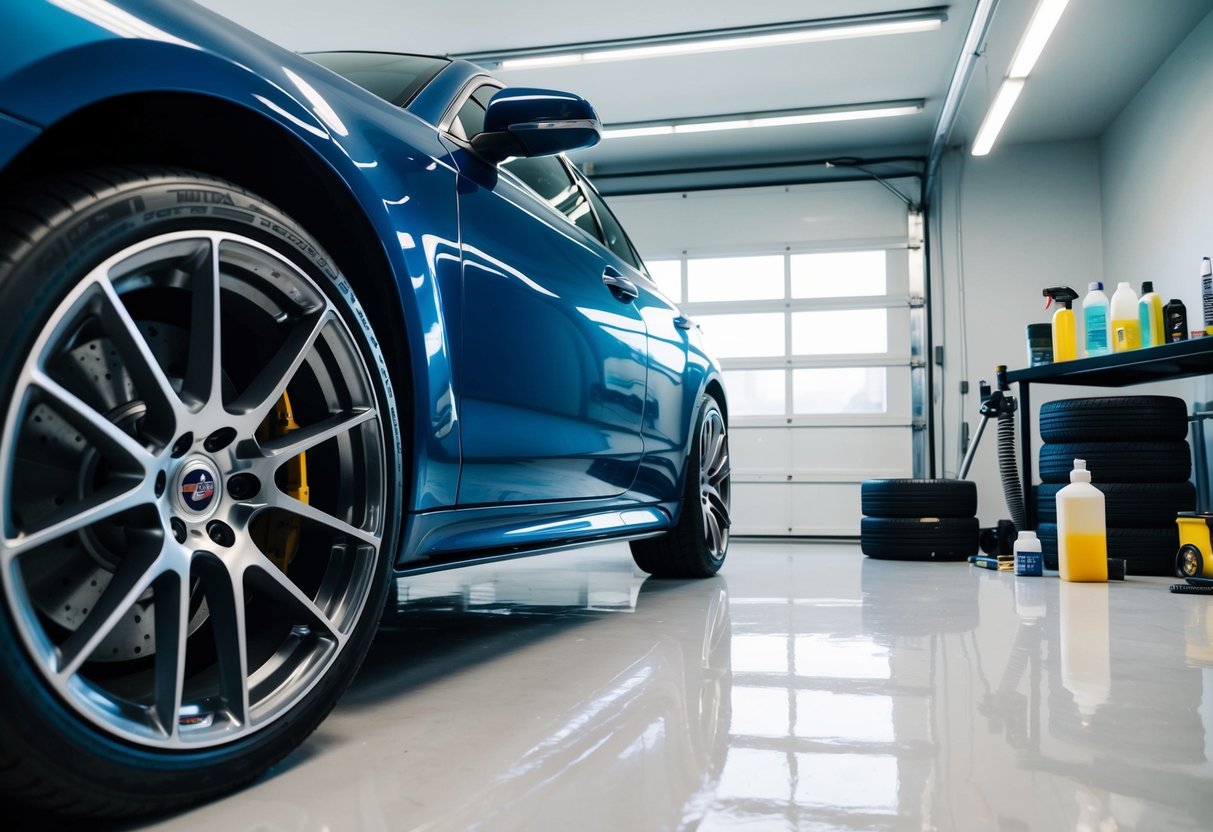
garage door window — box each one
[650,250,908,419]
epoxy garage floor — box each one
[124,541,1212,831]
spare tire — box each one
[861,479,977,518]
[861,516,979,561]
[1039,396,1189,443]
[1036,481,1196,526]
[1036,522,1177,575]
[1039,441,1191,483]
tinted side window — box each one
[582,182,641,270]
[306,52,447,107]
[450,84,498,141]
[504,156,600,240]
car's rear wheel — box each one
[0,167,401,817]
[631,394,730,578]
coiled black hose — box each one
[998,409,1026,530]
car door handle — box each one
[602,268,639,302]
[673,315,693,330]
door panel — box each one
[450,152,648,505]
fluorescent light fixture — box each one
[971,78,1024,156]
[969,0,1070,156]
[1008,0,1072,77]
[456,9,947,70]
[602,101,924,140]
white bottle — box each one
[1014,530,1042,576]
[1110,282,1141,351]
[1082,281,1109,356]
[1056,459,1108,582]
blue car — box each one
[0,0,729,817]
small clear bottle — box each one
[1056,459,1108,582]
[1014,530,1043,576]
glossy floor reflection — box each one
[139,541,1213,831]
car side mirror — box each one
[470,88,602,164]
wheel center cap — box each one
[176,458,222,516]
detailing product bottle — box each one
[1043,287,1079,362]
[1138,281,1165,347]
[1056,458,1108,582]
[1165,299,1189,342]
[1204,257,1213,335]
[1110,281,1141,352]
[1014,530,1043,576]
[1082,281,1109,356]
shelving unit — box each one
[1005,336,1213,527]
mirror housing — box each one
[470,88,602,164]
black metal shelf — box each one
[1005,337,1213,528]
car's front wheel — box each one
[0,167,401,817]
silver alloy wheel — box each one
[0,230,386,749]
[699,406,731,557]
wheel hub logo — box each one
[180,467,218,512]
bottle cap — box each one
[1117,281,1132,291]
[1203,257,1211,278]
[1070,458,1092,483]
[1017,530,1038,541]
[1088,281,1103,291]
[1142,280,1154,293]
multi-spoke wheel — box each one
[630,394,730,578]
[0,168,400,817]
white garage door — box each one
[608,180,925,536]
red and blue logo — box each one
[181,469,216,510]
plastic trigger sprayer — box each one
[1043,287,1079,361]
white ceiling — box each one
[196,0,1213,177]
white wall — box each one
[1101,6,1213,414]
[933,140,1109,524]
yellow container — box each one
[1056,458,1107,582]
[1052,306,1077,361]
[1176,513,1213,578]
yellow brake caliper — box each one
[252,391,309,574]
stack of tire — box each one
[1035,396,1194,575]
[860,479,979,560]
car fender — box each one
[0,5,465,512]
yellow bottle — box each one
[1056,458,1108,582]
[1043,287,1079,361]
[1110,281,1142,352]
[1138,281,1165,347]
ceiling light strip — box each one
[969,0,1071,156]
[602,101,924,140]
[455,7,948,69]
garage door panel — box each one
[731,482,862,536]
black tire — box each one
[1037,523,1177,575]
[1038,441,1191,483]
[631,394,730,578]
[1039,396,1189,443]
[0,168,402,817]
[860,516,979,561]
[1035,481,1196,526]
[860,478,977,518]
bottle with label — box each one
[1014,530,1042,576]
[1165,299,1189,342]
[1203,257,1213,335]
[1043,287,1079,361]
[1082,281,1109,356]
[1138,281,1164,347]
[1056,459,1108,582]
[1110,281,1141,351]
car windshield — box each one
[306,51,448,107]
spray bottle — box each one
[1138,281,1164,347]
[1043,287,1079,362]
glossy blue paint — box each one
[0,0,725,571]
